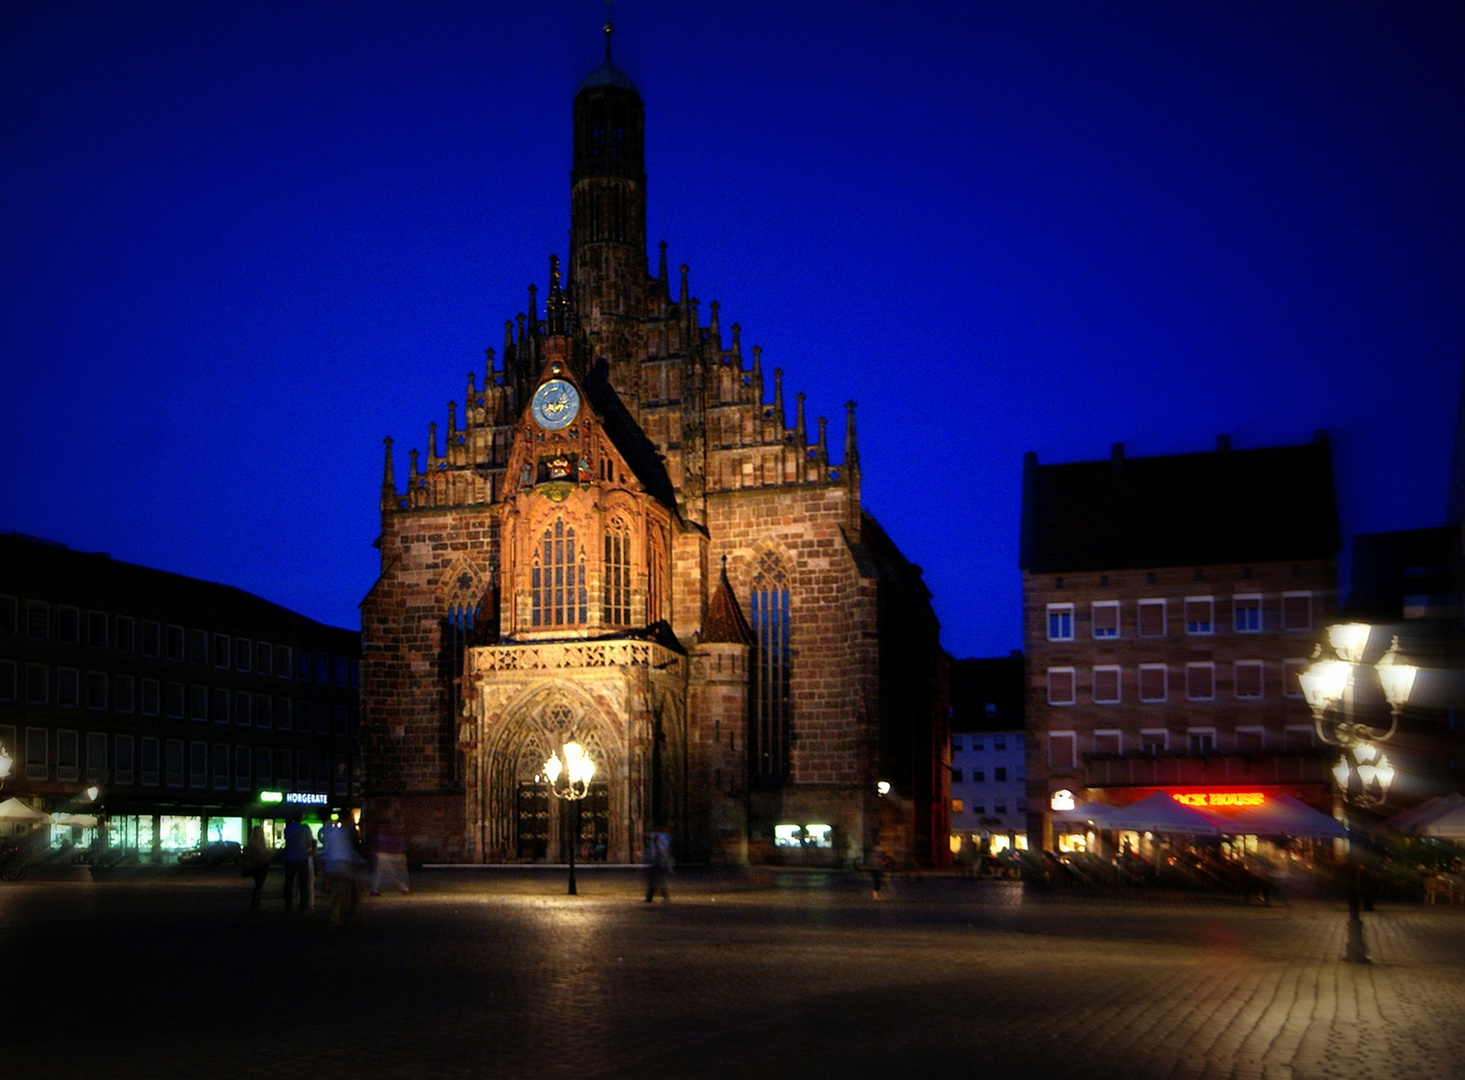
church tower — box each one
[361,25,948,869]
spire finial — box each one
[603,1,615,60]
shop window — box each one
[1091,601,1119,639]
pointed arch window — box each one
[647,526,667,625]
[532,520,587,627]
[603,521,632,626]
[750,552,792,782]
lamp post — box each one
[540,740,596,895]
[1299,624,1417,964]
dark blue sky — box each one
[4,2,1463,659]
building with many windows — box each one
[0,533,361,855]
[949,654,1027,855]
[1019,435,1340,850]
[360,27,947,868]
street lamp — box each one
[1300,625,1417,964]
[540,740,596,895]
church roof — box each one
[1019,434,1339,574]
[702,559,754,646]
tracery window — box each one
[532,519,587,627]
[603,522,632,626]
[750,552,791,782]
[646,527,666,625]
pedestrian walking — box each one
[644,829,672,902]
[242,824,273,913]
[281,814,316,912]
[320,820,367,926]
[867,843,889,898]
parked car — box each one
[177,841,242,867]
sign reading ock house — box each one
[360,26,948,868]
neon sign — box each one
[1173,791,1265,808]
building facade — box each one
[949,655,1028,854]
[1019,435,1341,850]
[0,533,361,855]
[360,30,947,868]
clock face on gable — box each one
[531,378,580,430]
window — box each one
[256,746,272,785]
[165,739,184,788]
[143,620,162,657]
[86,731,106,782]
[57,730,79,781]
[1233,595,1262,633]
[1094,730,1122,756]
[1283,659,1308,698]
[27,727,49,780]
[951,768,963,783]
[0,660,14,702]
[58,668,80,707]
[115,675,135,713]
[256,641,273,676]
[751,551,792,782]
[1236,727,1266,753]
[277,698,293,732]
[213,744,230,789]
[1187,729,1216,755]
[1283,726,1315,750]
[333,705,348,737]
[86,671,107,710]
[116,735,135,785]
[1046,603,1074,641]
[603,523,632,625]
[116,616,135,652]
[1186,663,1215,701]
[315,702,330,734]
[256,695,273,729]
[1137,599,1166,638]
[189,629,208,665]
[58,606,80,644]
[141,737,161,787]
[236,638,252,672]
[333,756,348,795]
[532,518,588,627]
[27,600,49,640]
[297,648,312,682]
[1047,667,1076,705]
[1049,732,1077,770]
[1282,591,1313,631]
[190,742,208,787]
[189,685,208,721]
[951,737,963,752]
[1091,601,1119,639]
[0,596,14,635]
[87,610,107,648]
[952,799,964,814]
[212,688,230,724]
[276,645,292,679]
[166,624,185,661]
[994,766,1008,782]
[314,754,330,794]
[314,655,328,685]
[1138,663,1168,703]
[278,749,293,785]
[26,663,48,704]
[1185,597,1214,635]
[1092,665,1121,704]
[167,682,185,719]
[994,736,1006,751]
[1139,729,1169,755]
[235,745,251,790]
[141,678,160,716]
[213,633,230,668]
[973,769,985,783]
[235,691,252,727]
[334,656,348,687]
[1234,661,1264,699]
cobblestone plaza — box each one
[4,868,1462,1079]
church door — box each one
[558,781,610,862]
[516,781,549,861]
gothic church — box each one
[361,27,947,867]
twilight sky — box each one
[3,1,1462,659]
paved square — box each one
[3,867,1462,1079]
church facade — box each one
[360,31,947,868]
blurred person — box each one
[644,829,672,902]
[320,820,366,926]
[282,815,316,912]
[242,824,273,914]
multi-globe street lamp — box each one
[1299,622,1417,964]
[540,740,596,895]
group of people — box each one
[241,814,370,925]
